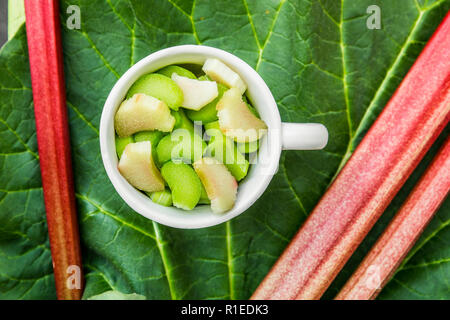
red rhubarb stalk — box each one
[251,12,450,300]
[25,0,83,299]
[336,137,450,300]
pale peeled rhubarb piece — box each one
[118,141,165,192]
[216,88,268,143]
[186,78,228,123]
[193,157,238,214]
[114,93,175,137]
[134,130,165,165]
[171,73,218,111]
[202,58,247,94]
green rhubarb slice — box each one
[156,131,206,165]
[199,183,211,204]
[134,130,165,148]
[126,73,183,110]
[172,108,194,132]
[161,162,201,210]
[157,65,196,79]
[205,134,249,181]
[205,120,258,154]
[148,188,173,207]
[237,140,260,154]
[204,120,220,132]
[115,135,134,158]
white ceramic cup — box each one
[100,45,328,229]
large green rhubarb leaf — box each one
[0,0,448,299]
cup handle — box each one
[281,123,328,150]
